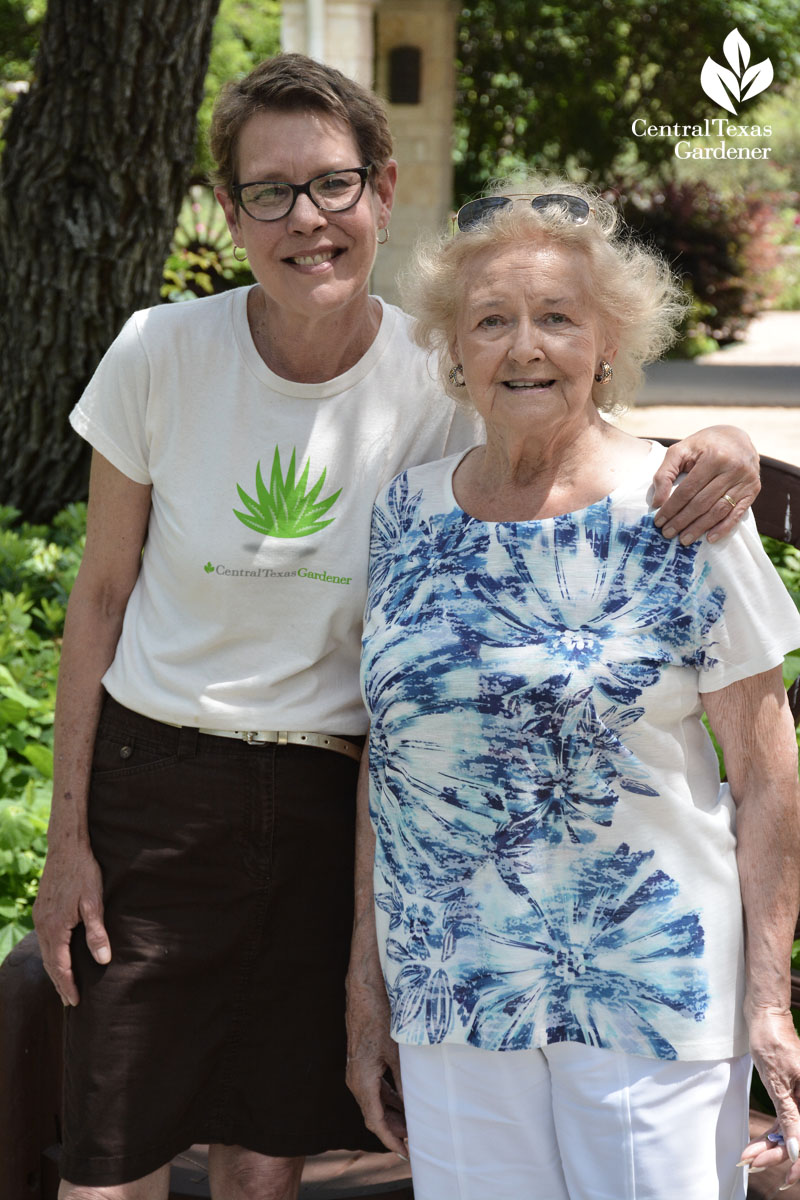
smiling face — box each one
[451,238,615,440]
[215,108,396,326]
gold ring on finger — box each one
[722,493,737,509]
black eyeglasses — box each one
[232,166,371,222]
[455,193,593,232]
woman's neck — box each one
[247,286,382,383]
[455,419,650,522]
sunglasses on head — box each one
[455,193,593,232]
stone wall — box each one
[281,0,457,306]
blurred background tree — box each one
[454,0,800,194]
[455,0,800,355]
[0,0,46,137]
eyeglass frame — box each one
[231,166,372,223]
[454,193,595,233]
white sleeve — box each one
[442,403,485,457]
[68,312,152,484]
[697,510,800,691]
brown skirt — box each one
[60,693,378,1187]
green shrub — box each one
[0,503,84,955]
[614,179,779,354]
[162,185,254,302]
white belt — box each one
[195,726,363,763]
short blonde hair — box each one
[401,175,689,412]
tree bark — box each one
[0,0,221,521]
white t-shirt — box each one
[361,442,800,1060]
[70,287,482,733]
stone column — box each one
[281,0,379,87]
[372,0,457,305]
[280,0,458,308]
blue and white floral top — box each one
[361,442,800,1061]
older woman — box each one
[34,54,760,1200]
[350,180,800,1199]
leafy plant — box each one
[0,783,49,958]
[161,184,253,302]
[0,503,85,957]
[192,0,281,182]
[234,447,342,538]
[613,178,778,351]
[454,0,800,201]
[763,537,800,614]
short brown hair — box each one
[209,53,393,197]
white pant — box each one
[399,1041,751,1200]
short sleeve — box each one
[697,510,800,692]
[69,312,152,484]
[442,404,485,458]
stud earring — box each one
[594,359,613,383]
[448,363,465,387]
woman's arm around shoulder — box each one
[704,669,800,1189]
[33,452,151,1006]
[651,425,760,544]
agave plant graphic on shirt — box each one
[234,445,342,538]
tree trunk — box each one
[0,0,221,522]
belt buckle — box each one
[242,730,288,745]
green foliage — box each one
[0,784,49,958]
[234,448,342,538]
[674,80,800,195]
[615,178,778,350]
[0,0,46,142]
[454,0,800,200]
[162,185,253,302]
[0,502,85,956]
[454,2,800,353]
[0,0,46,78]
[193,0,281,182]
[763,537,800,613]
[763,206,800,312]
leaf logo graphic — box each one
[234,446,342,538]
[701,28,773,115]
[204,561,214,573]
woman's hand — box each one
[738,1009,800,1190]
[34,451,151,1004]
[345,959,407,1156]
[651,425,760,543]
[33,840,110,1006]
